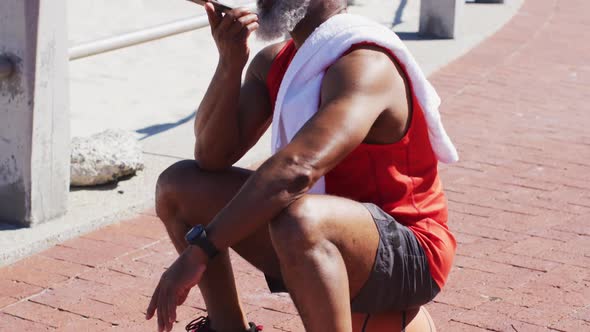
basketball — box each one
[351,307,436,332]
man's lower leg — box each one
[158,211,248,331]
[268,196,381,332]
[155,162,275,331]
[199,251,250,332]
[278,240,353,332]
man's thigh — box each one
[157,160,252,224]
[314,196,381,300]
[272,195,381,301]
[273,195,437,312]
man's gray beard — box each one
[256,0,311,41]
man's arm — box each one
[205,47,406,249]
[194,6,278,170]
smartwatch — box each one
[185,225,219,259]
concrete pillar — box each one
[0,1,70,227]
[419,0,464,39]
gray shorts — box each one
[264,203,440,313]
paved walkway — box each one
[425,0,590,330]
[1,0,589,330]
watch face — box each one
[185,225,205,244]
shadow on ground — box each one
[392,0,409,26]
[135,111,196,140]
[70,173,137,192]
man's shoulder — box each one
[331,43,398,72]
[323,44,403,94]
[248,40,290,83]
[254,40,290,65]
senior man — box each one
[146,0,458,331]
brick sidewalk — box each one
[425,0,590,330]
[1,0,589,330]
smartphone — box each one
[187,0,234,12]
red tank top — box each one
[266,40,456,289]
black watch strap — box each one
[185,226,220,259]
[196,230,219,259]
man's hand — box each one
[205,3,259,72]
[146,247,208,332]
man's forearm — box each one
[205,153,316,251]
[194,63,244,168]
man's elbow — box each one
[286,168,315,195]
[194,148,233,171]
[265,154,319,196]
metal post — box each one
[0,0,70,227]
[419,0,464,39]
[0,57,14,79]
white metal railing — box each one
[69,16,209,60]
[69,3,256,61]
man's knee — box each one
[155,159,201,221]
[269,196,325,260]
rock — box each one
[70,129,144,186]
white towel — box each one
[271,13,459,193]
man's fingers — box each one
[146,284,160,320]
[159,285,169,332]
[217,8,254,33]
[245,22,259,34]
[237,13,258,26]
[216,11,235,32]
[157,298,165,332]
[227,15,258,38]
[177,289,189,306]
[240,22,259,40]
[146,300,156,320]
[167,293,177,329]
[205,3,221,30]
[226,7,253,19]
[156,280,169,332]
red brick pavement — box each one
[1,0,589,330]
